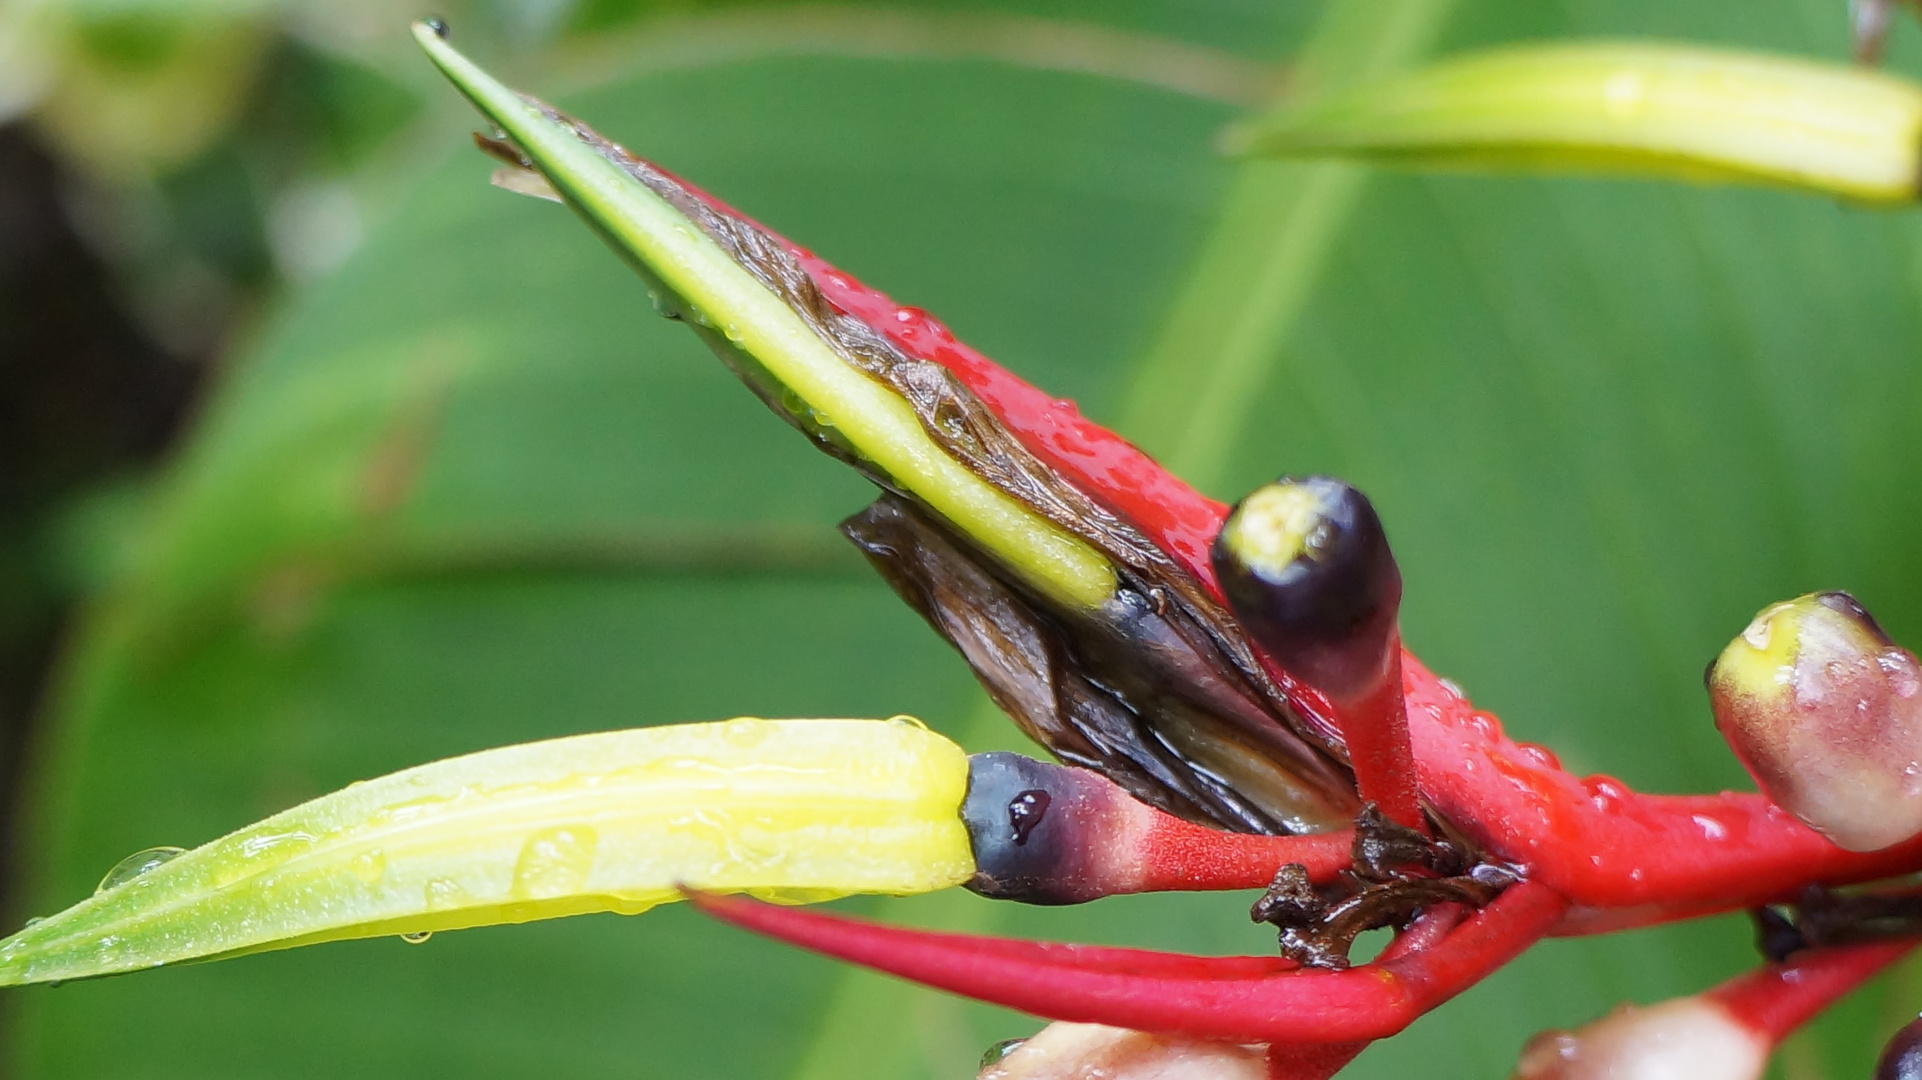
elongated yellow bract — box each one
[414,24,1115,610]
[1229,42,1922,204]
[0,718,974,986]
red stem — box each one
[687,880,1567,1043]
[1266,1042,1367,1080]
[1130,816,1354,893]
[1705,938,1918,1042]
[1341,645,1423,832]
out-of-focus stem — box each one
[1229,43,1922,206]
[1119,0,1459,487]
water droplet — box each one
[1516,742,1561,771]
[400,931,433,945]
[885,714,928,732]
[979,1038,1026,1069]
[424,877,470,912]
[21,917,43,930]
[1692,814,1728,841]
[719,717,772,749]
[722,322,743,343]
[647,290,684,321]
[348,849,386,885]
[421,16,450,39]
[238,830,317,859]
[1884,650,1922,698]
[510,826,598,899]
[1007,791,1050,846]
[96,847,187,894]
[1584,775,1627,812]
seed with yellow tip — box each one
[1212,476,1401,702]
[1707,591,1922,852]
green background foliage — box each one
[8,0,1922,1076]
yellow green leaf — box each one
[0,717,973,987]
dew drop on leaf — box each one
[95,847,187,894]
[510,826,597,899]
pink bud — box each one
[979,1023,1266,1080]
[1514,998,1767,1080]
[1708,591,1922,852]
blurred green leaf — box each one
[11,3,1922,1080]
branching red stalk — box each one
[687,881,1566,1043]
[1706,938,1918,1042]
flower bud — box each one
[979,1023,1266,1080]
[1513,998,1767,1080]
[1211,477,1401,703]
[1708,591,1922,852]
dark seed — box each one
[1877,1017,1922,1080]
[1007,790,1051,845]
[1212,476,1401,702]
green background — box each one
[9,0,1922,1075]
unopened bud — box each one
[1513,998,1767,1080]
[1212,477,1401,703]
[979,1023,1266,1080]
[1707,591,1922,852]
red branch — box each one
[1707,938,1918,1042]
[687,881,1567,1044]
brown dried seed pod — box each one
[1707,591,1922,853]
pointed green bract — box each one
[1227,42,1922,204]
[0,718,973,986]
[413,23,1115,610]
